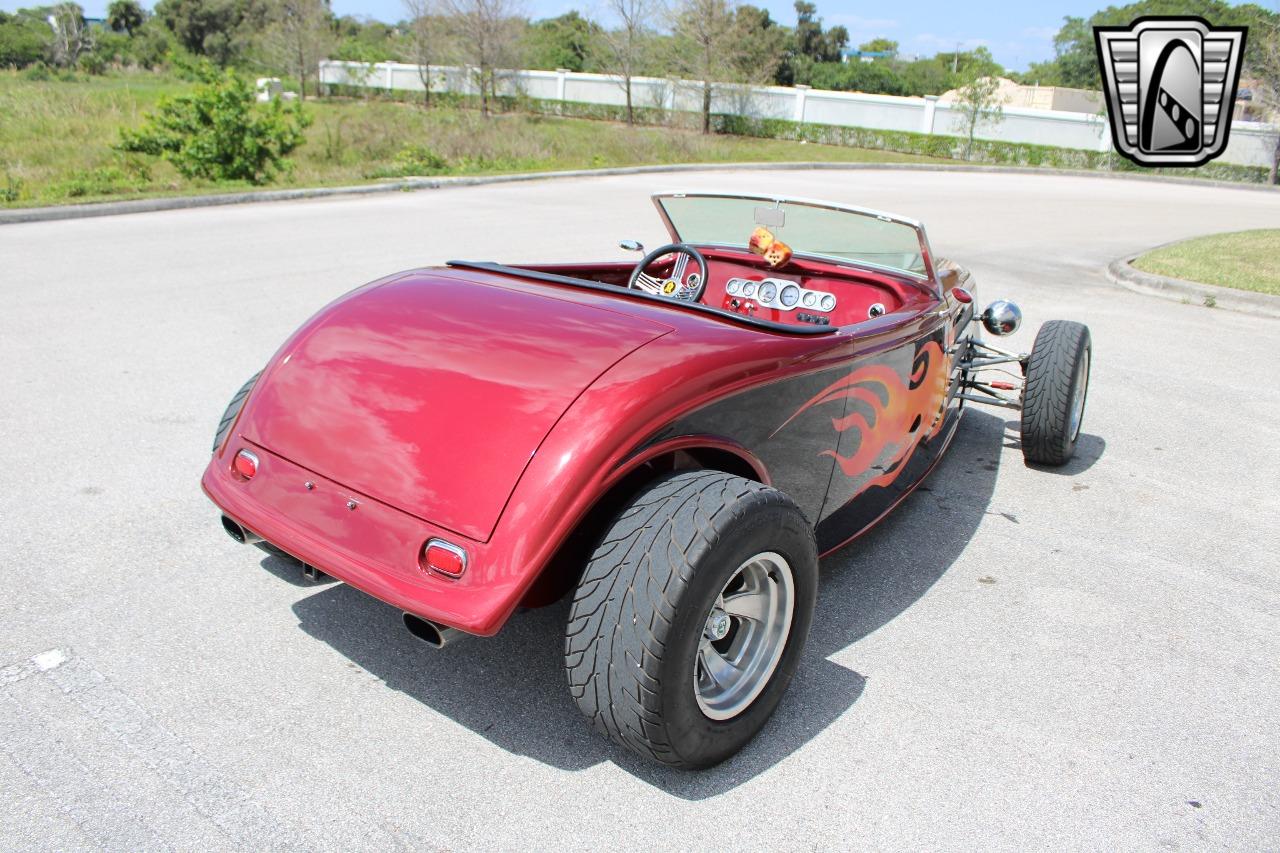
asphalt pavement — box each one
[1,169,1278,850]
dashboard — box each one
[725,278,839,314]
[512,249,931,330]
[695,251,919,328]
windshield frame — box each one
[651,191,939,296]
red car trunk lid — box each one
[239,273,669,541]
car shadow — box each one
[258,551,339,587]
[1001,418,1106,474]
[287,408,1011,799]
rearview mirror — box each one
[754,206,785,228]
[619,239,645,253]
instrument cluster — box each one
[725,277,837,314]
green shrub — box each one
[167,50,219,82]
[129,19,180,69]
[333,38,397,63]
[78,52,107,76]
[0,11,50,67]
[117,68,311,184]
[393,144,448,174]
[365,144,449,178]
[91,30,131,65]
[22,62,51,81]
[318,116,349,163]
[454,154,544,173]
[1,173,23,204]
[49,166,146,199]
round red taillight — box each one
[421,540,466,578]
[233,449,259,479]
[952,287,973,304]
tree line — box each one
[3,0,1276,167]
[4,0,1277,99]
[0,0,1008,103]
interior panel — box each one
[517,246,936,331]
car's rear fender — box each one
[515,435,771,609]
[476,324,847,631]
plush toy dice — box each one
[749,226,792,268]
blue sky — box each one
[9,0,1278,71]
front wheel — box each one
[1020,320,1091,465]
[564,470,818,769]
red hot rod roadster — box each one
[203,192,1092,768]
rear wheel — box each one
[1020,321,1091,465]
[564,470,817,769]
[212,372,260,453]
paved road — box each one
[2,170,1278,851]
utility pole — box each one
[952,41,961,74]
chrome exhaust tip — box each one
[221,515,262,545]
[403,613,467,649]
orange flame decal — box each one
[776,341,950,490]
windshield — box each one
[655,194,930,278]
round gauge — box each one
[759,282,778,304]
[726,279,740,295]
[742,282,757,297]
[820,294,836,311]
[802,292,817,307]
[686,273,701,287]
[779,284,800,308]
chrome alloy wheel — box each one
[694,551,795,721]
[1069,349,1090,441]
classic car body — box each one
[203,191,1090,767]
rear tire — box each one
[212,372,260,453]
[564,470,817,769]
[1020,321,1091,465]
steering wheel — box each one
[627,243,709,302]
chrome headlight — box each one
[982,300,1023,336]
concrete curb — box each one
[1106,252,1280,320]
[2,161,1275,225]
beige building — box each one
[939,77,1104,115]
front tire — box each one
[564,470,818,769]
[1020,320,1091,465]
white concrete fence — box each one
[317,60,1276,169]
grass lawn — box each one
[0,70,950,208]
[1132,230,1280,297]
